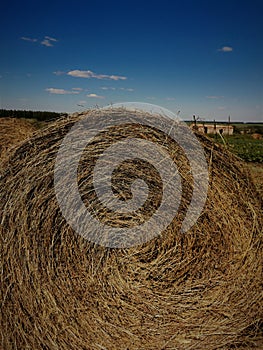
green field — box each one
[210,134,263,163]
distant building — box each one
[191,123,234,135]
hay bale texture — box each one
[0,117,37,167]
[0,109,262,349]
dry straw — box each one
[0,109,262,349]
[0,117,37,168]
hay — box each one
[0,117,37,167]
[0,109,262,349]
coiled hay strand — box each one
[0,109,262,350]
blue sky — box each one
[0,0,262,121]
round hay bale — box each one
[0,109,262,349]
[0,117,37,166]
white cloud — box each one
[72,87,83,91]
[206,95,224,99]
[21,36,38,42]
[45,36,58,42]
[41,39,53,47]
[165,97,176,101]
[101,86,116,90]
[68,70,94,78]
[53,71,65,76]
[67,70,127,80]
[41,36,58,47]
[101,86,134,91]
[21,36,58,47]
[218,106,226,110]
[87,93,105,99]
[218,46,233,52]
[119,87,134,91]
[46,88,80,95]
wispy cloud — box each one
[72,87,83,91]
[21,35,58,47]
[68,70,127,81]
[101,86,134,91]
[165,97,176,101]
[87,93,105,99]
[101,86,116,90]
[218,106,226,110]
[45,36,57,42]
[41,36,58,47]
[218,46,233,52]
[21,36,38,42]
[53,71,65,76]
[45,88,80,95]
[206,95,224,99]
[119,87,134,91]
[41,39,52,47]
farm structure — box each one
[191,123,234,135]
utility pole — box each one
[214,119,217,139]
[193,115,198,131]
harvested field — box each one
[0,117,37,167]
[0,109,262,349]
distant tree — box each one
[0,109,66,121]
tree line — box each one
[0,109,67,121]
